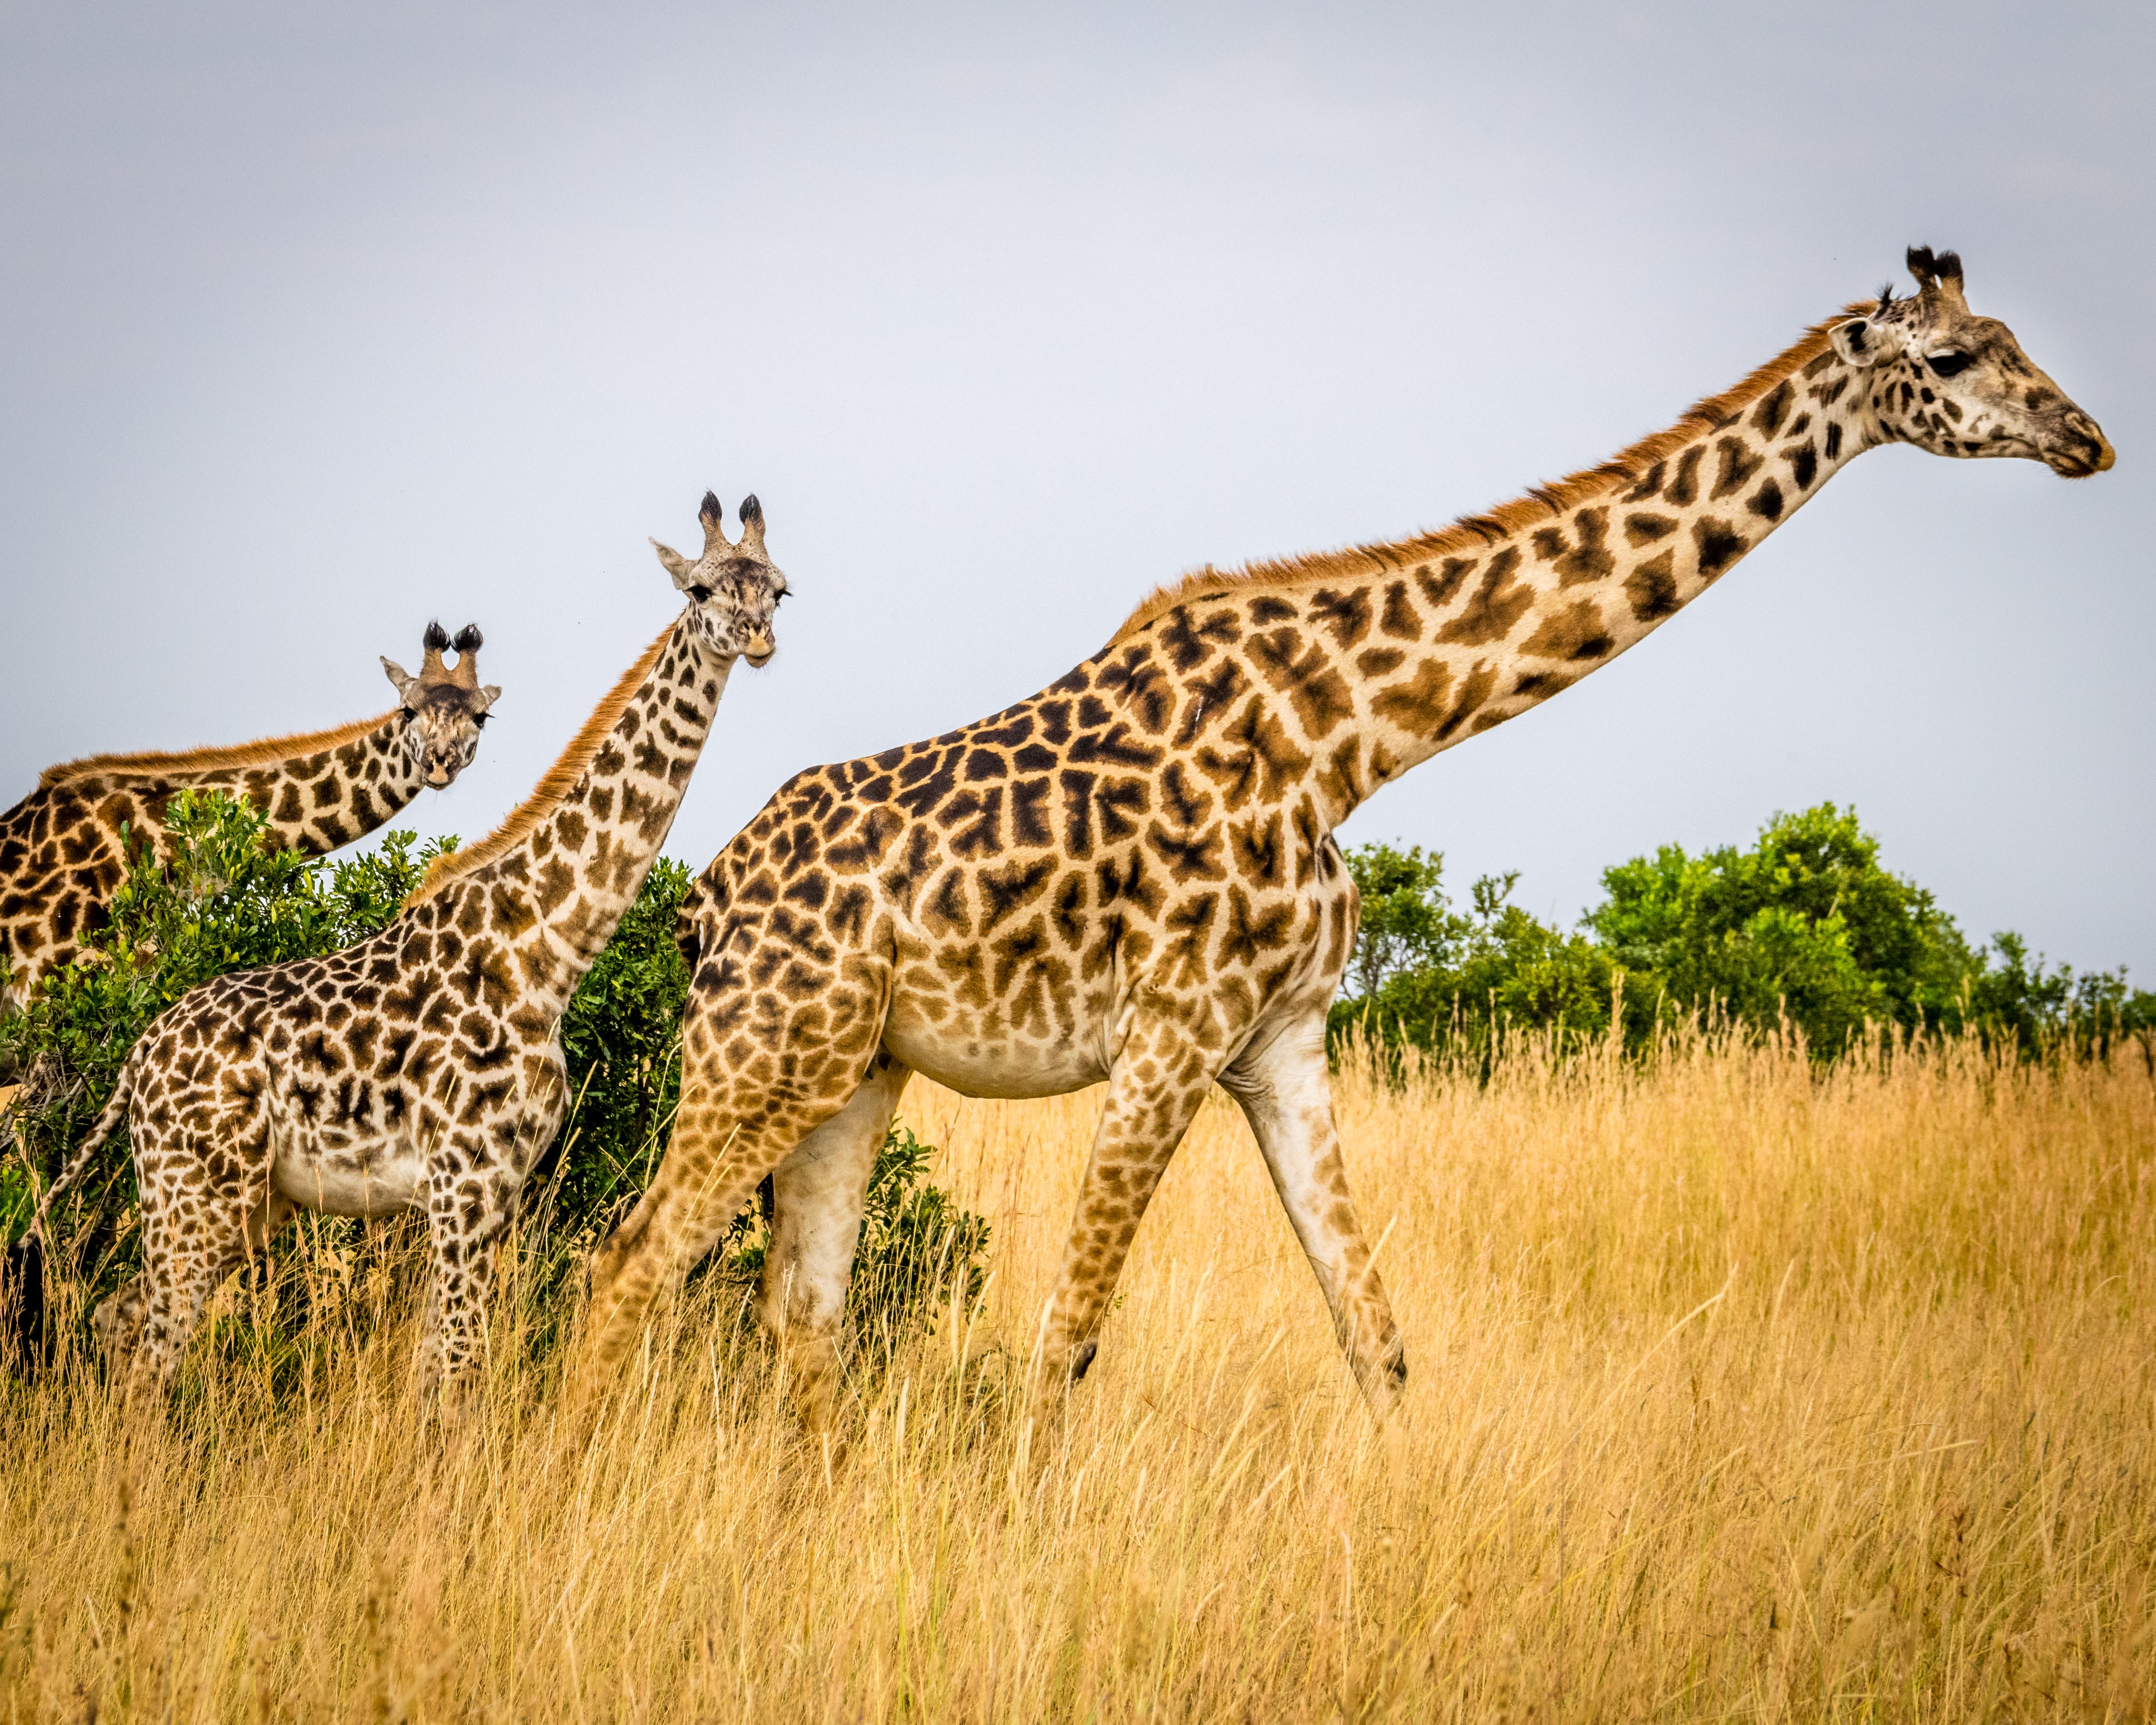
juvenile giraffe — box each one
[28,496,784,1398]
[0,622,499,1020]
[573,249,2111,1426]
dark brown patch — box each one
[1156,605,1242,671]
[1518,599,1613,662]
[1625,549,1680,621]
[1435,548,1532,646]
[1664,445,1706,507]
[1193,697,1311,811]
[1533,508,1615,587]
[1228,810,1285,886]
[1751,379,1793,438]
[1307,587,1372,649]
[1710,436,1765,500]
[976,855,1058,932]
[1414,557,1478,609]
[1692,518,1749,579]
[1221,884,1295,967]
[1246,629,1355,739]
[1379,580,1422,642]
[1371,658,1452,735]
[1434,662,1498,742]
[1146,820,1226,883]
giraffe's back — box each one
[681,604,1354,1099]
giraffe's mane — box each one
[406,620,679,906]
[1108,301,1877,646]
[37,712,397,790]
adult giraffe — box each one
[0,623,499,1021]
[573,248,2112,1425]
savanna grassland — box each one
[2,1031,2152,1722]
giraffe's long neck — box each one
[1121,325,1879,830]
[177,713,429,853]
[65,711,428,857]
[406,617,725,1017]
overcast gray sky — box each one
[5,0,2150,976]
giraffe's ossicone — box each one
[0,621,500,1026]
[569,248,2110,1432]
[23,494,785,1402]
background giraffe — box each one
[572,248,2111,1429]
[24,497,784,1398]
[0,621,499,1022]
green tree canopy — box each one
[1334,804,2153,1058]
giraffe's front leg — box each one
[1032,1009,1216,1424]
[414,1148,517,1406]
[1220,1011,1406,1416]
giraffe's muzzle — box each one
[2046,414,2115,478]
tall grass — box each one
[3,1028,2152,1721]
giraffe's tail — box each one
[3,1056,138,1374]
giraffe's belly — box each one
[881,1022,1107,1100]
[270,1134,428,1217]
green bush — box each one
[1335,804,2156,1060]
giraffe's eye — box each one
[1926,352,1972,379]
[689,585,712,604]
[474,713,489,727]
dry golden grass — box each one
[4,1031,2153,1722]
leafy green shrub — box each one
[1335,804,2156,1061]
[1330,852,1640,1067]
[534,856,696,1235]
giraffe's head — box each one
[379,622,499,787]
[1829,247,2113,478]
[651,496,797,668]
[650,491,787,668]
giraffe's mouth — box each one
[2044,422,2115,478]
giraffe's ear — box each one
[652,537,695,586]
[1830,315,1894,369]
[479,684,502,709]
[381,656,419,705]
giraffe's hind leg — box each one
[572,936,894,1403]
[100,1182,294,1400]
[760,1053,912,1429]
[1219,1011,1405,1415]
[1032,1009,1217,1421]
